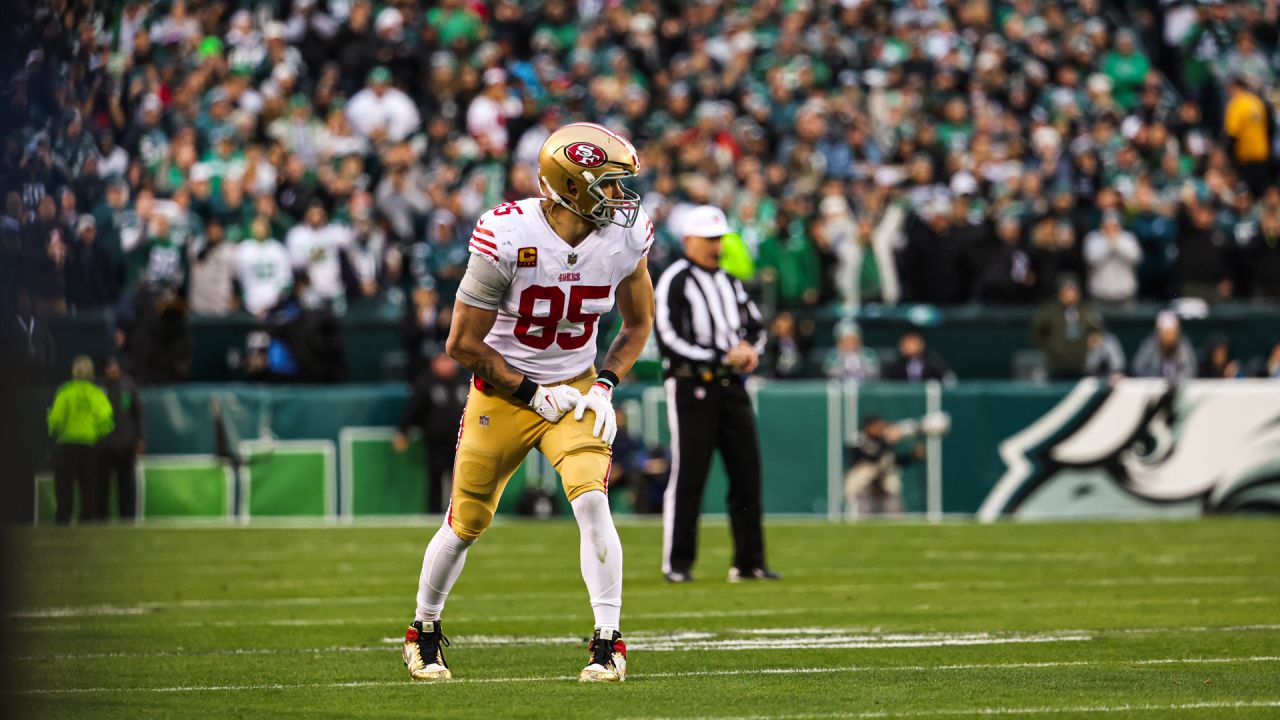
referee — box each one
[654,205,778,583]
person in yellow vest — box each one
[718,231,756,282]
[47,356,114,525]
[1224,76,1274,196]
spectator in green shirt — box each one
[47,356,115,525]
[758,203,822,308]
[426,0,484,47]
[1101,30,1151,112]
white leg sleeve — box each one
[571,490,623,634]
[415,522,475,623]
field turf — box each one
[5,518,1280,719]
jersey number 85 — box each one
[514,285,609,350]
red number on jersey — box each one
[556,285,611,350]
[513,285,564,350]
[492,202,524,216]
[513,285,610,350]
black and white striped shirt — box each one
[653,258,767,371]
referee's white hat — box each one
[681,205,731,239]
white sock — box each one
[571,490,622,635]
[415,522,474,623]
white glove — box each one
[529,383,582,423]
[573,382,618,445]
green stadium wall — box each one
[31,379,1279,524]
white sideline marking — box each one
[633,636,1088,652]
[18,631,1081,662]
[20,623,1280,663]
[14,612,1280,636]
[12,595,1274,627]
[12,646,390,662]
[9,605,153,618]
[909,595,1275,612]
[8,606,814,625]
[734,624,1280,637]
[639,699,1280,719]
[905,575,1259,591]
[12,575,1272,619]
[920,550,1262,565]
[10,657,1280,696]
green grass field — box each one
[5,518,1280,719]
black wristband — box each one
[596,369,620,389]
[513,376,538,404]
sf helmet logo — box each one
[565,142,606,168]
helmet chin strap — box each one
[540,175,610,228]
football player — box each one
[403,123,655,683]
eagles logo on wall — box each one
[564,142,606,168]
[979,379,1280,520]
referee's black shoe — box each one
[727,567,782,583]
[664,571,694,583]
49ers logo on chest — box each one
[565,142,606,168]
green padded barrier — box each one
[755,382,834,514]
[631,381,834,515]
[140,457,233,519]
[117,380,1280,522]
[340,425,533,517]
[341,428,428,515]
[238,441,335,518]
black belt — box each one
[667,362,738,382]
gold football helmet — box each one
[538,122,641,228]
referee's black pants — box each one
[662,375,765,575]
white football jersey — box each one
[236,238,293,315]
[466,197,654,384]
[286,223,352,301]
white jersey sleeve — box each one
[626,207,656,273]
[466,210,518,282]
[457,209,519,310]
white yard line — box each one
[908,595,1275,612]
[14,610,1280,635]
[639,699,1280,720]
[634,636,1089,652]
[919,550,1263,565]
[16,624,1280,663]
[733,624,1280,637]
[12,592,1275,625]
[12,633,1087,663]
[9,657,1280,696]
[11,574,1274,619]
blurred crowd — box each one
[2,0,1279,385]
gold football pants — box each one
[447,370,610,541]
